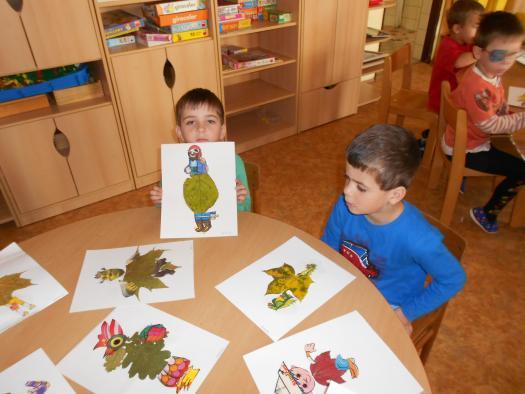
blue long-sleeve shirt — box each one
[322,194,466,321]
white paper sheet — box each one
[161,142,238,238]
[59,304,229,394]
[508,86,525,108]
[0,243,68,334]
[70,241,194,313]
[0,348,75,394]
[244,311,423,394]
[216,236,355,341]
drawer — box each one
[298,78,360,131]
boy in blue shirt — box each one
[322,125,466,334]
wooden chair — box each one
[244,161,259,213]
[428,81,502,226]
[411,213,466,365]
[379,43,438,168]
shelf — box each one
[222,50,296,78]
[362,61,385,75]
[369,0,396,10]
[358,80,381,107]
[224,79,295,116]
[108,37,214,57]
[227,109,296,153]
[220,20,297,38]
[365,36,392,45]
[95,0,155,7]
[0,97,112,128]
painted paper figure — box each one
[94,249,179,299]
[264,263,317,310]
[275,343,358,393]
[182,145,219,232]
[25,380,51,394]
[0,272,36,317]
[93,318,200,393]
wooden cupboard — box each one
[110,39,220,187]
[0,0,100,76]
[0,105,132,225]
[299,0,368,131]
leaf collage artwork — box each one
[264,263,317,311]
[70,241,194,313]
[161,142,238,239]
[95,248,180,299]
[0,272,36,317]
[93,319,199,392]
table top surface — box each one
[1,208,430,393]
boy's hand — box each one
[394,308,413,336]
[236,179,248,203]
[150,185,163,205]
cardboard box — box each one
[0,95,49,119]
[53,81,104,106]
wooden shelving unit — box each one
[217,0,300,153]
[0,193,13,224]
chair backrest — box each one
[244,161,259,212]
[411,213,466,364]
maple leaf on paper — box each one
[121,333,171,380]
[104,346,127,372]
[0,272,33,305]
[123,249,169,299]
[264,263,317,301]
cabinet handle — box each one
[163,59,175,89]
[324,83,338,90]
[7,0,23,12]
[53,128,70,157]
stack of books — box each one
[102,10,144,48]
[217,1,251,33]
[141,0,209,44]
[221,45,276,70]
[218,0,282,33]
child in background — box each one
[322,125,466,334]
[150,88,251,211]
[428,0,484,114]
[442,11,525,233]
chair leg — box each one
[440,169,463,226]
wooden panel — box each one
[166,40,220,104]
[300,0,338,91]
[333,0,368,82]
[21,0,100,69]
[299,78,360,131]
[111,49,176,177]
[55,105,129,195]
[0,119,77,213]
[0,1,36,75]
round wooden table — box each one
[1,208,431,393]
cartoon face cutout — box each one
[289,366,315,393]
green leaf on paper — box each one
[104,346,127,372]
[0,272,33,305]
[121,334,171,380]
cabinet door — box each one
[0,1,36,75]
[20,0,100,70]
[300,0,338,92]
[332,0,368,82]
[166,40,220,105]
[55,105,130,195]
[0,119,77,213]
[112,49,176,177]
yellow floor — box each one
[1,63,524,393]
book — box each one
[217,3,240,16]
[102,10,144,39]
[241,7,259,20]
[268,10,292,24]
[106,34,136,47]
[219,18,251,33]
[363,50,388,64]
[366,27,391,42]
[218,12,245,22]
[258,0,277,5]
[172,28,209,43]
[137,30,173,43]
[221,44,248,56]
[143,8,208,27]
[222,48,276,70]
[142,0,205,16]
[147,19,208,33]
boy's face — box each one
[455,12,481,45]
[343,163,402,220]
[176,104,226,143]
[474,35,524,77]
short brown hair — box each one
[474,11,524,48]
[175,88,224,126]
[447,0,484,29]
[346,125,421,191]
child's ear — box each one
[387,186,406,205]
[175,125,183,142]
[451,23,462,36]
[220,123,227,141]
[473,45,483,60]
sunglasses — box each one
[486,48,524,63]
